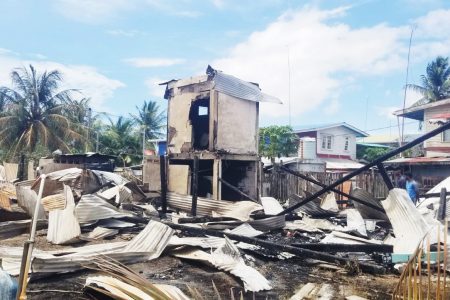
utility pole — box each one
[95,131,99,153]
[86,107,92,153]
[142,126,146,163]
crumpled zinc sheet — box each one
[46,185,81,244]
[381,188,433,254]
[85,276,190,300]
[172,236,271,292]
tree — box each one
[259,125,298,158]
[0,65,85,158]
[407,56,450,105]
[99,116,140,165]
[130,100,166,140]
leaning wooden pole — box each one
[278,121,450,216]
[16,174,46,300]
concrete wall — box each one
[316,126,357,159]
[167,93,195,154]
[424,103,450,156]
[143,156,161,191]
[216,92,258,154]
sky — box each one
[1,0,450,138]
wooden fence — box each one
[263,169,390,203]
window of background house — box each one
[198,106,208,116]
[321,135,333,150]
[344,136,349,151]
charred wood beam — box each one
[164,222,386,274]
[178,216,237,224]
[291,243,393,253]
[218,177,257,202]
[191,156,199,216]
[279,166,385,213]
[160,155,167,215]
[439,187,447,221]
[376,163,394,190]
[278,121,450,216]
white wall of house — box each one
[424,102,450,157]
[316,126,357,159]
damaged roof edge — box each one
[161,65,283,104]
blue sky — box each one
[1,0,450,138]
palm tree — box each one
[130,100,166,139]
[407,56,450,106]
[100,116,140,165]
[0,65,85,158]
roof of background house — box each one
[292,122,369,138]
[393,98,450,121]
[356,142,391,148]
[358,133,421,145]
[384,156,450,165]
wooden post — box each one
[191,155,199,216]
[159,155,167,215]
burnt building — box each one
[161,66,281,202]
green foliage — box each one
[0,65,166,165]
[407,56,450,105]
[259,125,298,158]
[361,147,390,162]
[0,65,86,160]
[98,116,141,166]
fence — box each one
[392,221,449,300]
[263,168,390,203]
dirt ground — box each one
[2,228,399,300]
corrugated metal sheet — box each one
[168,236,226,249]
[381,189,431,253]
[98,184,132,204]
[291,193,337,218]
[227,223,263,237]
[75,194,132,224]
[173,236,271,292]
[15,180,46,219]
[46,185,80,244]
[248,215,285,231]
[351,188,388,220]
[167,192,262,221]
[124,220,173,257]
[92,170,129,186]
[0,220,47,240]
[79,227,118,241]
[345,209,367,237]
[320,231,383,245]
[1,221,173,276]
[210,67,282,104]
[260,197,283,215]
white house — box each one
[293,122,369,171]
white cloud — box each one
[377,106,401,120]
[53,0,133,23]
[212,6,450,119]
[54,0,202,23]
[0,50,124,111]
[145,77,166,98]
[106,29,146,37]
[124,57,185,68]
